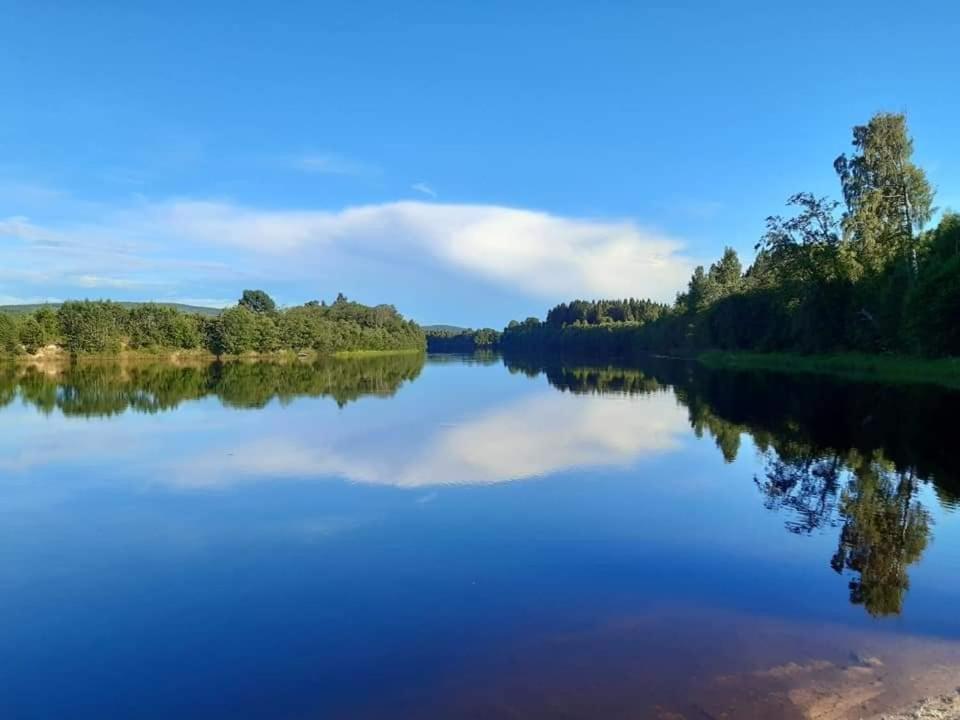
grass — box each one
[331,348,426,358]
[698,350,960,388]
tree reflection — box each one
[503,353,950,618]
[0,353,425,417]
[830,457,931,616]
[755,452,843,535]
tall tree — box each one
[834,113,934,277]
[708,247,743,295]
[238,289,277,314]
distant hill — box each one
[422,324,468,334]
[0,302,225,317]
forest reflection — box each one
[504,354,957,618]
[0,353,425,416]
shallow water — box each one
[0,354,958,719]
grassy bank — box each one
[331,348,425,358]
[699,350,960,388]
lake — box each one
[1,354,958,719]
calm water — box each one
[1,354,958,719]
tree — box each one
[33,306,60,341]
[708,247,743,296]
[238,289,277,314]
[756,193,844,286]
[18,316,45,354]
[834,113,934,277]
[684,266,710,315]
[57,301,123,354]
[213,306,260,355]
[0,314,18,354]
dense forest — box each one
[425,327,501,352]
[502,113,960,359]
[0,290,426,357]
[507,354,957,617]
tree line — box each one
[425,327,501,352]
[502,113,959,358]
[0,290,426,356]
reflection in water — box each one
[177,388,690,489]
[0,353,954,620]
[1,353,959,719]
[831,460,931,617]
[0,353,425,415]
[504,355,954,618]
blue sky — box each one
[1,0,958,327]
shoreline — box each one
[0,346,426,365]
[699,350,960,388]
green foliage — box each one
[33,306,61,341]
[0,294,425,357]
[907,254,960,355]
[504,113,956,360]
[425,327,501,352]
[545,298,667,326]
[0,315,19,354]
[126,304,203,350]
[212,306,260,355]
[18,316,45,354]
[57,301,125,354]
[834,112,934,277]
[238,289,277,314]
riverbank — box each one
[699,351,960,388]
[2,346,425,364]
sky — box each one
[1,0,958,327]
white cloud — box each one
[145,199,694,300]
[1,198,696,303]
[412,182,437,198]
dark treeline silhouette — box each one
[0,353,425,415]
[504,353,957,617]
[502,113,959,359]
[425,327,501,352]
[0,290,425,356]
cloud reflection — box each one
[175,390,688,489]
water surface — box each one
[1,354,958,719]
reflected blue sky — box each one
[0,357,958,719]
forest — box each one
[0,290,426,357]
[425,327,501,352]
[502,113,960,360]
